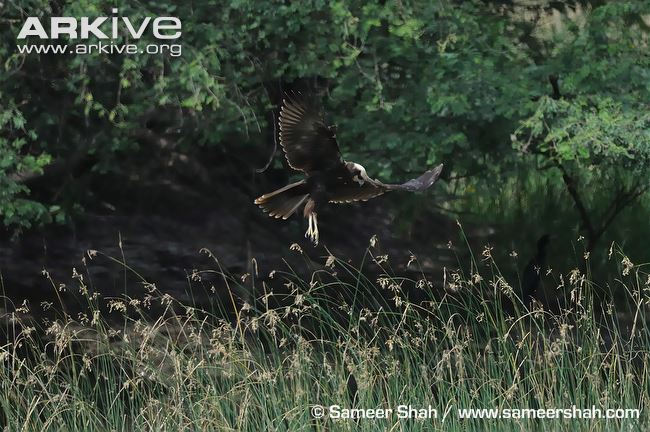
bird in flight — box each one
[254,92,444,245]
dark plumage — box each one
[520,234,551,307]
[254,92,444,244]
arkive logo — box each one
[15,8,182,57]
[17,8,181,40]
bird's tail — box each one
[254,180,309,219]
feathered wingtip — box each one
[391,163,444,192]
[281,90,310,111]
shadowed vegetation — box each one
[1,237,648,431]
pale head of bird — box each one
[346,162,369,185]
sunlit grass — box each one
[0,239,648,431]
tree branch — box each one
[595,182,649,245]
[556,162,596,243]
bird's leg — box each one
[305,214,313,239]
[312,213,319,245]
[304,213,319,245]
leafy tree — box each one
[1,0,648,249]
[0,100,52,231]
[514,2,650,250]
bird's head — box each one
[347,162,369,185]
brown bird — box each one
[254,92,444,245]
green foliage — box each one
[0,98,51,231]
[514,1,650,172]
[1,0,649,237]
[515,96,650,167]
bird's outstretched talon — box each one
[304,214,319,245]
[311,213,318,246]
[312,214,319,245]
[304,228,317,244]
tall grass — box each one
[0,238,648,431]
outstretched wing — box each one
[329,163,444,203]
[279,92,343,173]
[329,176,388,203]
[383,164,444,192]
